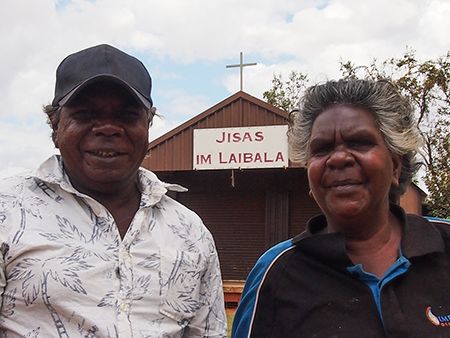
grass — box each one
[227,311,235,337]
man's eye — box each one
[120,111,139,120]
[119,110,145,122]
[72,111,93,119]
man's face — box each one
[55,81,150,196]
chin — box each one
[326,203,368,220]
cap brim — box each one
[58,75,152,108]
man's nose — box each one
[92,116,123,137]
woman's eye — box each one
[350,140,373,150]
[310,144,333,156]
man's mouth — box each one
[90,150,120,157]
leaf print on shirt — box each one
[0,190,47,244]
[9,214,117,337]
[0,287,16,324]
[137,252,160,270]
[9,256,93,337]
[99,274,152,314]
[167,210,203,253]
[167,210,191,240]
[23,327,40,338]
[160,248,203,321]
[41,215,117,262]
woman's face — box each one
[307,104,402,230]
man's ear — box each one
[50,115,60,149]
[391,153,402,187]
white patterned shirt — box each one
[0,155,227,337]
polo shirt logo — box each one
[427,307,450,327]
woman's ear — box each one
[391,153,403,187]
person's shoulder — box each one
[0,171,34,193]
[231,239,295,337]
[425,216,450,227]
[250,239,296,279]
[424,216,450,240]
[138,167,188,195]
[260,239,296,262]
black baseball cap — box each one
[52,44,153,108]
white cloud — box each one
[0,0,449,176]
[0,120,56,178]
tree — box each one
[339,48,450,131]
[423,120,450,218]
[340,49,450,218]
[262,70,309,113]
[264,49,450,218]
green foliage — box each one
[340,48,450,129]
[264,48,450,218]
[423,120,450,218]
[340,48,450,218]
[262,70,308,112]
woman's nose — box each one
[326,147,355,169]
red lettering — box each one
[197,154,211,164]
[216,132,226,143]
[275,152,284,162]
[244,153,253,163]
[218,151,285,165]
[255,131,264,141]
[219,152,227,164]
[242,132,252,142]
[229,153,237,163]
[264,153,274,162]
[232,132,242,142]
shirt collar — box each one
[32,155,187,207]
[291,204,445,264]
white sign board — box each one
[193,125,288,170]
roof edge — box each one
[149,91,289,147]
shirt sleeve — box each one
[0,248,5,297]
[231,239,294,338]
[184,229,228,338]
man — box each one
[0,44,227,337]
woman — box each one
[231,79,450,338]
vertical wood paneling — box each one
[177,191,266,281]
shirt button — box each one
[122,251,130,260]
[120,302,129,312]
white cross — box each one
[226,52,257,91]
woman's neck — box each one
[344,213,403,278]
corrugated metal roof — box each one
[142,91,291,171]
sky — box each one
[1,0,449,178]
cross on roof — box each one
[226,52,257,91]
